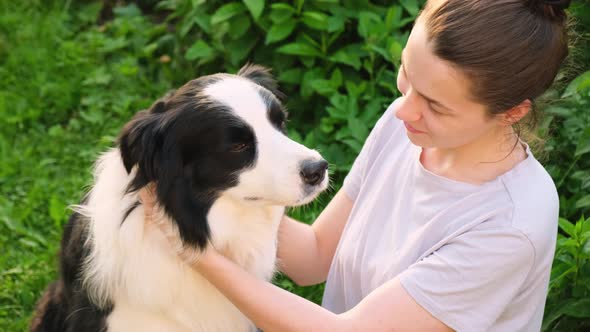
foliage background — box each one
[0,0,589,330]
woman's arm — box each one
[140,188,451,331]
[195,243,452,332]
[277,189,354,286]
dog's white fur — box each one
[74,77,328,331]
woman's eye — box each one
[429,105,444,116]
[230,143,249,152]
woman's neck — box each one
[420,127,527,185]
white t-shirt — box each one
[322,101,559,332]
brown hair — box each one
[421,0,570,136]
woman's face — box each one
[394,19,503,149]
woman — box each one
[141,0,570,330]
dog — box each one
[31,64,329,332]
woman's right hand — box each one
[139,184,213,267]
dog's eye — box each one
[230,143,250,152]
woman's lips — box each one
[404,122,425,134]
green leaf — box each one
[389,39,403,64]
[562,70,590,98]
[330,45,364,69]
[229,15,252,39]
[114,4,142,17]
[278,68,303,84]
[301,11,329,31]
[558,218,575,237]
[320,117,335,133]
[269,3,296,23]
[358,12,382,38]
[194,12,212,33]
[544,106,572,116]
[301,68,325,97]
[550,262,576,284]
[348,117,369,141]
[400,0,420,16]
[575,127,590,157]
[310,79,336,95]
[574,195,590,209]
[342,138,363,153]
[301,56,317,68]
[346,81,367,99]
[277,42,322,57]
[185,40,215,60]
[562,298,590,318]
[368,44,390,61]
[326,15,345,32]
[330,68,343,87]
[265,19,297,44]
[227,37,258,66]
[243,0,264,20]
[211,3,247,25]
[385,6,403,29]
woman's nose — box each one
[394,96,422,122]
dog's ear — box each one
[118,98,169,192]
[119,90,179,176]
[144,130,211,250]
[237,63,285,101]
[156,166,211,250]
[119,95,211,250]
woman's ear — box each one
[502,99,532,126]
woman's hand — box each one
[139,184,214,267]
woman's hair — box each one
[421,0,571,137]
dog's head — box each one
[118,64,329,250]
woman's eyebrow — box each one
[400,50,455,113]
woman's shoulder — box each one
[496,151,559,250]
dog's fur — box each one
[31,64,329,332]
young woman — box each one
[142,0,570,330]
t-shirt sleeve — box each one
[398,225,535,332]
[342,102,396,201]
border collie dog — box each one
[31,64,329,332]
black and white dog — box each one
[31,64,329,332]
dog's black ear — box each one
[150,90,176,114]
[237,63,285,101]
[119,112,157,174]
[156,166,211,250]
[119,92,212,250]
[118,98,169,191]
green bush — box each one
[0,0,589,331]
[146,0,424,178]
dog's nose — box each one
[300,160,328,186]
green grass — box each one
[0,1,167,329]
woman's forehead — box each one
[404,21,475,109]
